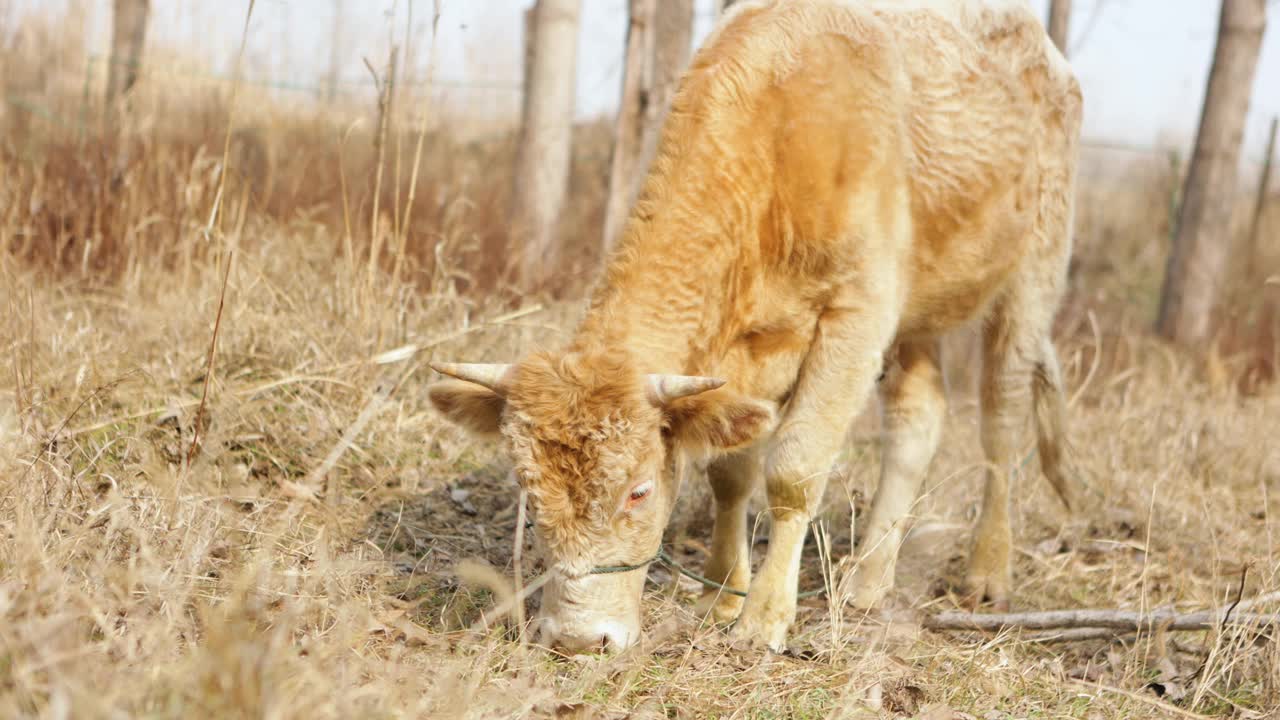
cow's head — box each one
[428,347,773,653]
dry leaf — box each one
[278,479,318,501]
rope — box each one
[587,553,661,575]
[588,548,827,599]
[563,450,1049,599]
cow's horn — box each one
[645,374,726,405]
[430,362,514,396]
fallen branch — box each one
[1068,679,1216,720]
[924,605,1278,633]
[1022,627,1134,644]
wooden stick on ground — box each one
[1067,679,1217,720]
[921,591,1280,634]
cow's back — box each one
[864,0,1080,334]
[599,0,1080,392]
[707,1,1079,336]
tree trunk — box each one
[1046,0,1071,55]
[603,0,694,254]
[105,0,150,108]
[637,0,694,192]
[602,0,655,254]
[1246,116,1278,283]
[511,0,581,292]
[1156,0,1267,346]
[1243,117,1278,392]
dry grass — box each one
[3,9,1280,719]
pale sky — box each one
[6,1,1280,164]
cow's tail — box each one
[1031,340,1078,512]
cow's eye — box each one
[626,481,653,508]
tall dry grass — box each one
[0,6,614,297]
[3,6,1279,718]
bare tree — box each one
[511,0,581,292]
[603,0,694,253]
[1046,0,1071,55]
[105,0,150,109]
[1156,0,1268,346]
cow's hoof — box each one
[961,570,1010,611]
[694,590,744,625]
[728,609,789,652]
[840,568,890,610]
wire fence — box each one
[4,48,1277,184]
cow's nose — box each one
[538,620,634,654]
[555,633,612,655]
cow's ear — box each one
[428,380,507,436]
[665,390,774,452]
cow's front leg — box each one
[694,448,758,623]
[730,305,894,650]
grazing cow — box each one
[429,0,1082,652]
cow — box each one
[428,0,1083,653]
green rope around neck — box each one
[585,448,1047,601]
[590,549,826,600]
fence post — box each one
[105,0,150,120]
[636,0,693,196]
[602,0,655,254]
[1047,0,1071,55]
[511,0,581,293]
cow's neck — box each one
[570,96,762,376]
[572,205,739,376]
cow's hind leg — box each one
[844,338,946,608]
[694,448,758,623]
[965,275,1075,608]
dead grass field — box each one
[3,11,1280,719]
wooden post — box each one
[603,0,694,254]
[602,0,656,254]
[105,0,150,114]
[637,0,694,191]
[519,6,537,135]
[511,0,581,293]
[1046,0,1072,55]
[1156,0,1267,346]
